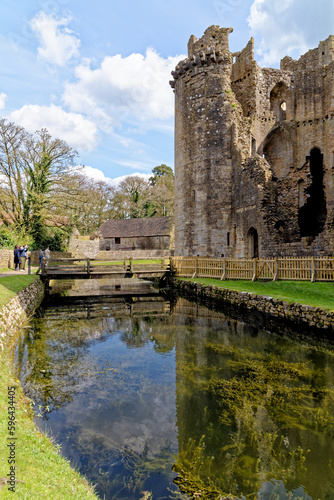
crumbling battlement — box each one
[171,26,334,258]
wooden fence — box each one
[171,256,334,282]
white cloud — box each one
[63,48,185,130]
[30,11,80,66]
[8,104,98,152]
[248,0,334,66]
[108,172,151,187]
[70,165,151,187]
[71,165,112,182]
[0,93,7,109]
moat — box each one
[12,280,334,499]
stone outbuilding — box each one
[170,26,334,258]
[98,217,174,252]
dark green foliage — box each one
[149,164,174,186]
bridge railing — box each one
[39,257,171,277]
[41,257,90,275]
[171,256,334,282]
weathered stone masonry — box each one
[0,279,44,350]
[170,26,334,258]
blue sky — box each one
[0,0,333,183]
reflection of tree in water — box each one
[119,316,176,353]
[172,321,334,499]
[14,315,117,417]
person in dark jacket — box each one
[14,245,20,271]
[20,244,28,270]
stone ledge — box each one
[171,278,334,335]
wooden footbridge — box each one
[38,257,172,281]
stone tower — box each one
[170,26,334,258]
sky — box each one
[0,0,333,184]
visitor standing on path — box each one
[14,245,20,271]
[20,244,28,270]
[44,246,50,266]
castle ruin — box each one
[170,26,334,257]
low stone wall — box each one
[171,278,334,334]
[97,249,173,260]
[0,279,44,349]
[68,238,99,259]
[0,249,14,268]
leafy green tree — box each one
[0,119,77,247]
[149,164,174,186]
[23,148,52,248]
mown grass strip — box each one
[179,278,334,312]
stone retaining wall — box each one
[0,278,44,349]
[171,278,334,334]
[97,249,173,260]
[0,249,14,268]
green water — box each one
[13,281,334,499]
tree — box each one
[115,176,152,218]
[149,164,174,186]
[0,119,28,225]
[0,119,77,246]
[23,148,52,247]
[150,174,174,216]
[52,172,117,235]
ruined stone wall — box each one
[171,26,334,258]
[173,26,250,258]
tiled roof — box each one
[99,217,172,238]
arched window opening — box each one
[298,148,327,237]
[247,227,259,258]
[270,82,291,122]
[280,101,286,120]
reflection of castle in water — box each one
[14,283,334,498]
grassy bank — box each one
[179,278,334,312]
[0,276,99,499]
[0,275,40,307]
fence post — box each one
[311,257,315,282]
[87,258,90,276]
[273,257,278,281]
[129,257,133,273]
[192,257,197,279]
[221,258,226,280]
[169,257,174,274]
[28,256,31,275]
[41,258,45,276]
[252,258,258,282]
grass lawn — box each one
[0,275,99,499]
[0,355,99,499]
[180,278,334,312]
